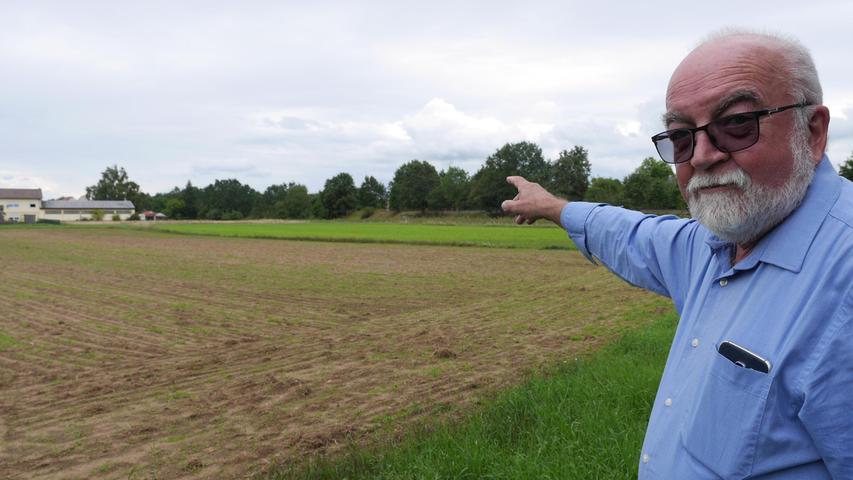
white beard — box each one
[686,129,815,245]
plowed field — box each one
[0,227,660,479]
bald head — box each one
[667,30,822,116]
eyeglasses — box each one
[651,103,811,164]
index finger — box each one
[505,176,529,190]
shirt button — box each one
[719,278,728,286]
[665,398,672,407]
[691,338,700,348]
[642,453,650,463]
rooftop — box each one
[0,188,43,200]
[43,200,135,210]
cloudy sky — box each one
[2,1,852,199]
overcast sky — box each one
[2,1,852,199]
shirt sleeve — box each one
[798,288,853,477]
[560,202,699,304]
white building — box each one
[42,200,136,222]
[0,188,135,223]
[0,189,43,223]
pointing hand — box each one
[501,176,568,225]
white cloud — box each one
[401,98,509,152]
[617,121,642,137]
[0,170,61,198]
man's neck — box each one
[733,243,756,265]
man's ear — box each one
[808,105,830,164]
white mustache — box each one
[687,169,751,195]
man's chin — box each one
[689,186,741,202]
[688,199,752,240]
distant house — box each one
[0,189,43,224]
[0,188,135,223]
[142,210,167,221]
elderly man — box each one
[502,31,853,479]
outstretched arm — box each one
[500,176,568,225]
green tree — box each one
[200,179,258,219]
[584,177,624,205]
[549,146,591,201]
[258,183,290,218]
[162,197,186,219]
[143,190,174,216]
[86,165,144,208]
[389,160,440,212]
[311,193,327,219]
[90,209,105,221]
[428,166,470,210]
[469,142,549,211]
[321,173,358,218]
[180,181,199,218]
[622,157,685,210]
[280,183,312,219]
[840,153,853,181]
[358,176,387,209]
[130,191,153,212]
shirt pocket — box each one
[680,350,772,479]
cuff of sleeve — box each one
[560,202,604,263]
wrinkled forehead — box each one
[664,38,791,123]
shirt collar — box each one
[705,156,841,273]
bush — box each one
[206,209,223,220]
[128,212,140,221]
[221,210,244,221]
[91,209,105,221]
[112,214,121,221]
[360,207,376,219]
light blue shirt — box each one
[561,157,853,479]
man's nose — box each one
[690,130,729,170]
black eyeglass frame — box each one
[651,102,812,164]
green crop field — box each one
[142,221,576,250]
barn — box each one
[42,200,136,222]
[0,188,136,223]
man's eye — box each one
[668,130,691,142]
[720,114,752,127]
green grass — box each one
[265,307,677,480]
[0,330,17,351]
[145,222,576,250]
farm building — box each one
[0,188,135,223]
[141,210,168,221]
[42,200,136,222]
[0,188,43,223]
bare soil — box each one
[0,227,661,479]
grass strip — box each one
[147,222,576,250]
[265,307,677,480]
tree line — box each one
[85,144,853,220]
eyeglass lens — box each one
[655,112,761,164]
